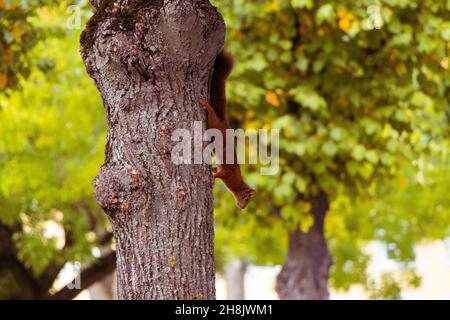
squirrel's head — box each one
[235,185,256,209]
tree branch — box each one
[38,229,114,295]
[98,231,114,246]
[49,251,116,300]
[0,222,45,298]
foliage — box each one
[212,0,449,297]
[215,188,287,272]
[0,0,41,91]
[0,0,90,92]
[0,4,107,298]
[328,150,449,296]
[0,0,448,299]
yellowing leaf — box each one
[300,214,314,232]
[339,18,352,32]
[265,91,280,107]
[337,9,353,32]
[264,1,279,12]
[11,26,24,40]
[399,178,408,189]
[337,9,352,20]
[303,202,312,213]
[440,57,449,70]
[396,63,407,75]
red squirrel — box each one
[199,50,256,209]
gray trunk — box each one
[224,259,247,300]
[81,0,225,300]
[276,192,332,300]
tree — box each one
[329,150,450,299]
[212,0,449,299]
[0,4,115,298]
[2,0,448,301]
[0,0,40,91]
[80,0,225,299]
[215,153,450,299]
[224,258,247,299]
[0,0,74,92]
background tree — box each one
[215,151,450,299]
[0,0,77,92]
[212,0,449,299]
[0,4,114,299]
[0,0,40,91]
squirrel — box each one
[199,50,256,209]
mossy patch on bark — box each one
[80,0,115,49]
[80,0,162,50]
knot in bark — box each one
[94,165,149,217]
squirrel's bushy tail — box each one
[214,50,234,79]
[210,50,234,120]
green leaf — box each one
[295,177,308,193]
[322,141,338,156]
[330,128,344,141]
[316,4,335,25]
[351,145,366,161]
[365,150,379,164]
[291,0,313,9]
[290,86,327,111]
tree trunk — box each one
[224,258,247,300]
[81,0,225,300]
[276,192,332,300]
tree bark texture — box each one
[81,0,225,299]
[276,192,332,300]
[224,258,247,300]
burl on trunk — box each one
[80,0,225,299]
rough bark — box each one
[224,258,247,300]
[276,192,332,300]
[81,0,225,299]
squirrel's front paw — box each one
[199,96,208,108]
[199,96,214,114]
[213,168,226,179]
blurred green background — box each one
[0,0,448,299]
